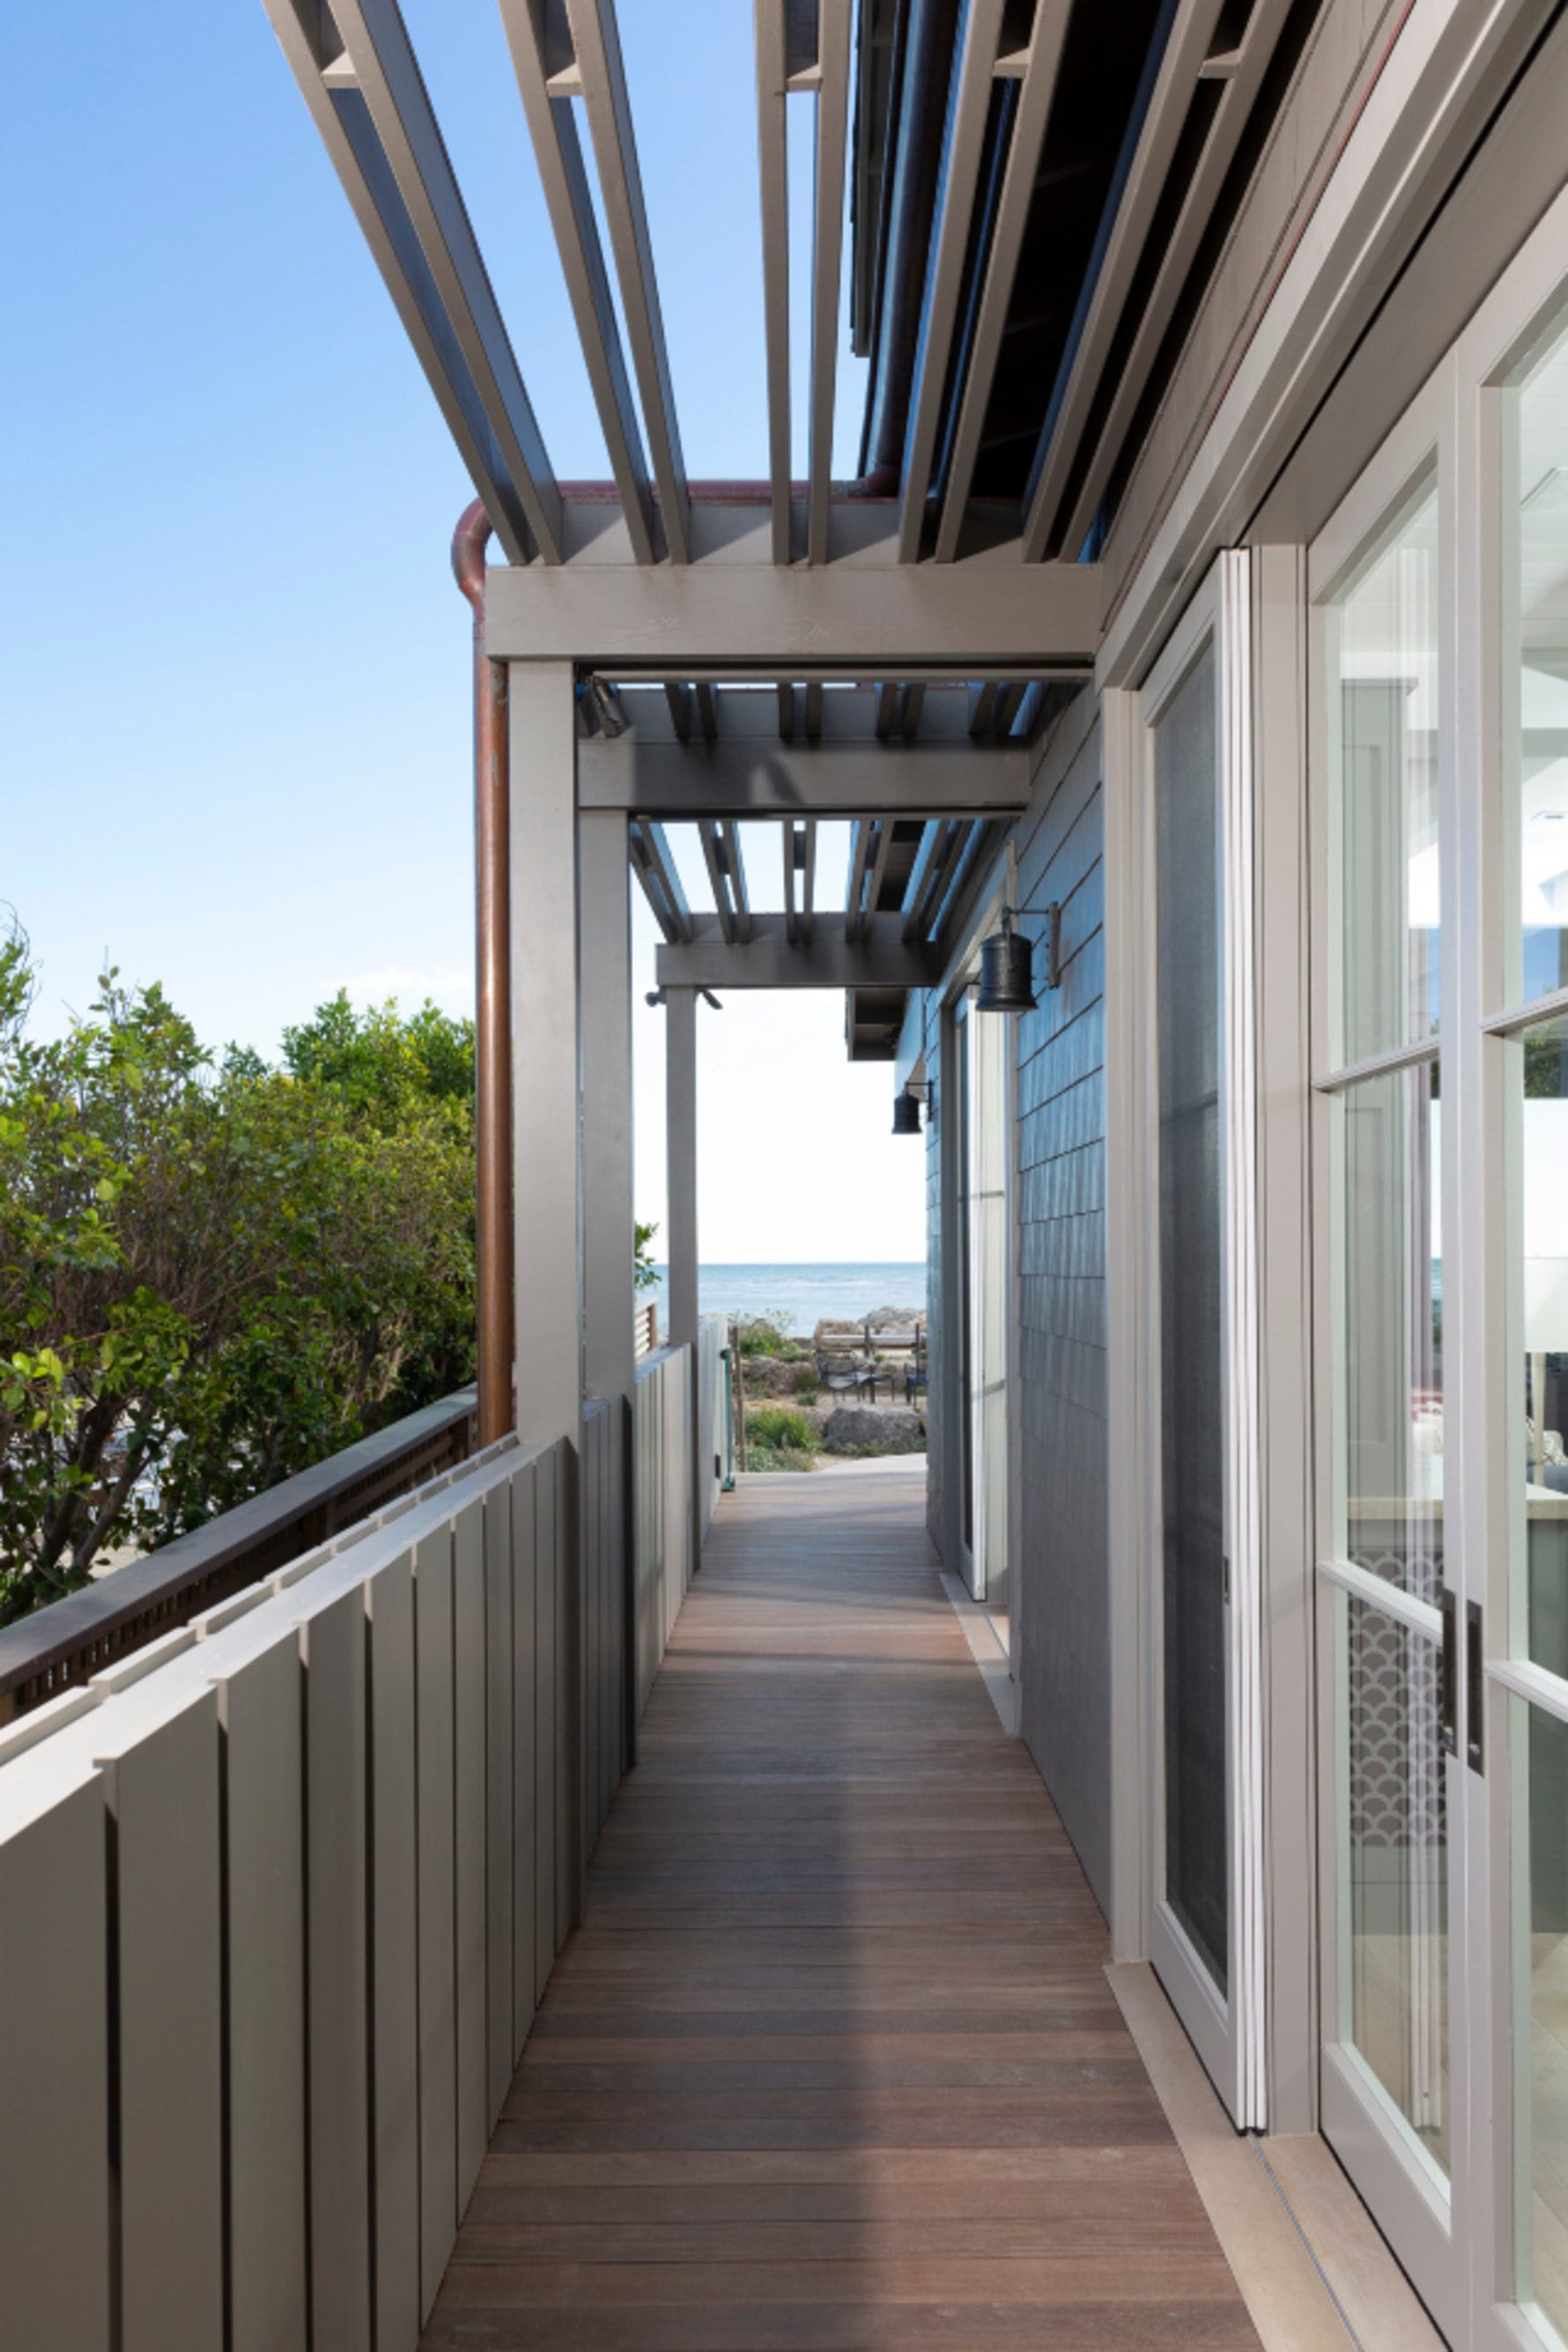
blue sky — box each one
[2,0,926,1261]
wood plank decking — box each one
[421,1466,1261,2350]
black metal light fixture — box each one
[975,843,1054,1015]
[891,1087,923,1135]
[975,902,1037,1014]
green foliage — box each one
[280,990,475,1122]
[745,1404,816,1453]
[735,1314,802,1357]
[0,926,477,1624]
[789,1369,820,1402]
[743,1445,816,1473]
[634,1220,659,1294]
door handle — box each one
[1439,1588,1458,1759]
[1466,1600,1484,1777]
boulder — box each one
[865,1305,924,1331]
[821,1405,927,1456]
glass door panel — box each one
[1141,555,1263,2126]
[1503,312,1568,1010]
[1512,1693,1568,2341]
[1493,275,1568,2352]
[1328,488,1441,1061]
[1155,633,1229,1996]
[1333,1060,1445,1605]
[1316,454,1460,2332]
[1341,1591,1452,2178]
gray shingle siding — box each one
[920,684,1111,1918]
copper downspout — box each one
[452,500,515,1446]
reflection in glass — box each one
[1342,1594,1450,2175]
[1335,1060,1443,1600]
[970,1004,1010,1628]
[1328,484,1440,1061]
[1155,638,1228,1994]
[1506,1017,1568,1672]
[1505,314,1568,1007]
[1514,1699,1568,2335]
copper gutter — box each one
[452,500,515,1446]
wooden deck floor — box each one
[422,1466,1261,2350]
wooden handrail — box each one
[0,1389,477,1724]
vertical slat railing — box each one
[0,1427,592,2352]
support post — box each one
[510,662,583,1448]
[509,659,584,1927]
[452,504,515,1448]
[580,811,637,1781]
[664,987,702,1566]
[664,988,699,1352]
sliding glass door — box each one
[1139,558,1265,2127]
[1310,185,1568,2350]
[953,986,1013,1622]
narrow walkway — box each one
[423,1468,1261,2349]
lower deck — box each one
[421,1466,1262,2349]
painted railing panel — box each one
[0,1347,716,2349]
[0,1387,478,1725]
[0,1431,589,2352]
[581,1394,625,1854]
[633,1344,692,1722]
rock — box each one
[865,1305,924,1331]
[821,1405,926,1456]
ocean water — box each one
[647,1262,926,1338]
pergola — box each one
[260,0,1305,1439]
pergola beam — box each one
[808,0,854,564]
[657,914,942,991]
[933,0,1073,559]
[566,0,692,561]
[1022,0,1293,561]
[755,0,793,564]
[577,736,1035,816]
[895,0,1006,564]
[482,558,1104,662]
[261,0,561,564]
[497,0,658,562]
[627,817,692,942]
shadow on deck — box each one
[420,1467,1260,2350]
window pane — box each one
[1334,1061,1444,1600]
[1505,1015,1568,1671]
[1341,1594,1450,2176]
[1329,485,1440,1061]
[1505,313,1568,1008]
[1513,1697,1568,2333]
[1155,636,1228,1994]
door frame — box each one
[1306,360,1468,2337]
[1125,551,1268,2129]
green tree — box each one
[0,928,477,1624]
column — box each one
[508,660,581,1450]
[579,810,636,1779]
[664,987,699,1350]
[508,660,583,1927]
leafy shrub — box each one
[746,1404,816,1452]
[790,1368,820,1401]
[735,1314,790,1357]
[0,927,477,1622]
[743,1443,816,1474]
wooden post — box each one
[580,809,637,1785]
[507,659,583,1918]
[664,987,699,1351]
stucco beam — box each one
[655,914,941,991]
[484,558,1104,666]
[581,736,1033,817]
